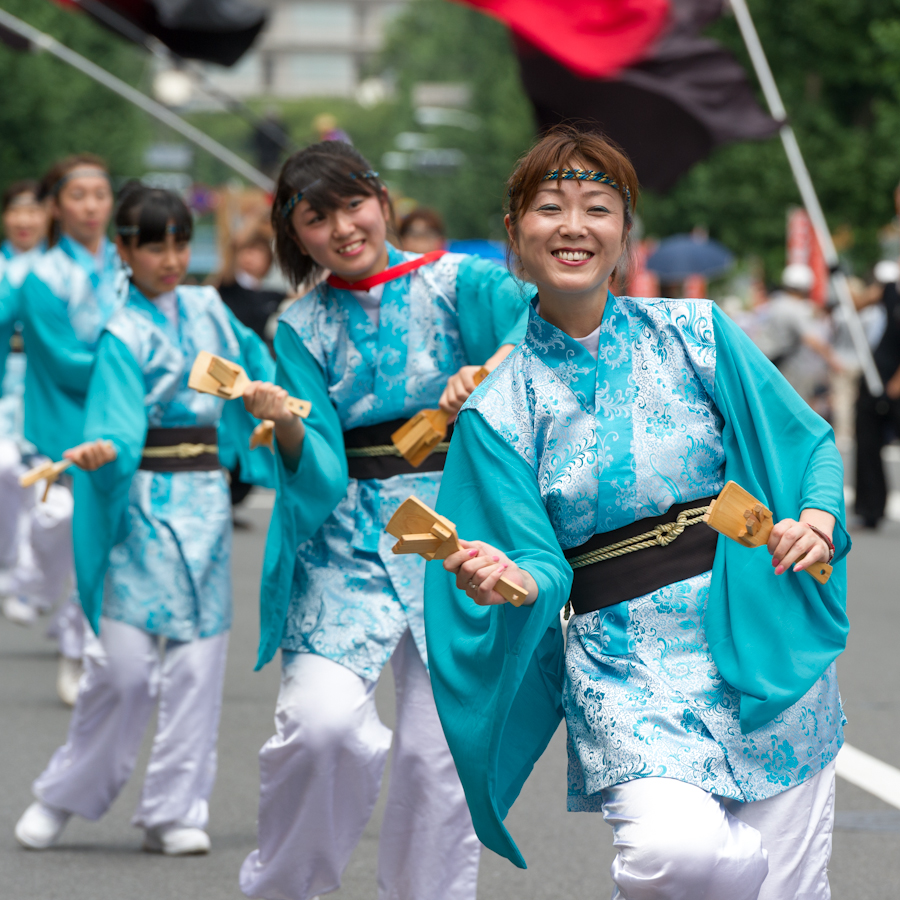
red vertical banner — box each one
[627,240,660,297]
[786,207,828,305]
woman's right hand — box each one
[442,539,536,606]
[242,381,296,425]
[64,439,117,471]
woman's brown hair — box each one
[505,126,639,286]
[39,153,110,246]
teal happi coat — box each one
[255,246,530,671]
[73,283,275,635]
[424,296,850,868]
[20,236,127,460]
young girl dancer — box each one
[238,140,529,900]
[431,128,848,900]
[14,185,274,855]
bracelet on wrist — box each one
[805,523,835,563]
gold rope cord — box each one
[567,506,711,570]
[345,442,450,458]
[141,443,218,459]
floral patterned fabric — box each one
[274,246,528,679]
[467,294,843,805]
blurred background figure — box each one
[750,264,842,419]
[399,207,446,254]
[313,113,351,144]
[2,180,48,258]
[853,253,900,529]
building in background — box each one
[192,0,408,100]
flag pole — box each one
[0,8,274,192]
[728,0,883,396]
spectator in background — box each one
[854,261,900,528]
[313,113,351,145]
[751,264,842,417]
[399,207,446,254]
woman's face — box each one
[235,243,272,281]
[290,191,390,282]
[2,195,48,254]
[116,227,190,299]
[53,173,113,252]
[508,175,628,302]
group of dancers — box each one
[1,128,848,900]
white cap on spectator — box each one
[874,260,900,284]
[781,264,815,293]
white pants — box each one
[240,630,481,900]
[602,761,836,900]
[33,617,228,830]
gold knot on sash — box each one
[141,442,218,459]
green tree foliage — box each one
[641,0,900,276]
[374,0,536,240]
[0,0,150,192]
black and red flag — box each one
[456,0,778,192]
[52,0,265,67]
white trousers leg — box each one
[240,650,393,900]
[0,439,24,571]
[377,631,481,900]
[49,595,87,660]
[21,481,74,610]
[33,617,229,829]
[240,631,480,900]
[726,761,836,900]
[601,765,835,900]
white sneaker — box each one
[142,825,211,856]
[2,595,37,626]
[15,801,70,849]
[56,656,83,707]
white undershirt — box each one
[349,283,385,329]
[153,290,179,329]
[535,302,601,360]
[235,269,261,290]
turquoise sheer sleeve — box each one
[255,321,349,669]
[454,256,530,364]
[73,332,147,632]
[709,304,850,733]
[425,408,571,868]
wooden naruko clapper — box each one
[704,481,833,585]
[19,458,73,502]
[390,367,489,467]
[188,351,311,451]
[386,495,528,606]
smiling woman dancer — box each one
[238,140,529,900]
[15,184,274,855]
[17,155,125,704]
[428,127,849,900]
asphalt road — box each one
[1,495,899,899]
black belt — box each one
[343,418,453,480]
[139,426,220,472]
[564,497,718,615]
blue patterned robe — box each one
[72,284,275,640]
[256,246,530,675]
[425,295,850,867]
[20,236,127,460]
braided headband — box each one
[510,168,631,205]
[281,170,380,219]
[50,167,111,197]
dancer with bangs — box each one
[15,184,275,855]
[428,127,848,900]
[14,156,123,703]
[0,180,64,629]
[238,140,529,900]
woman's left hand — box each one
[767,517,831,575]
